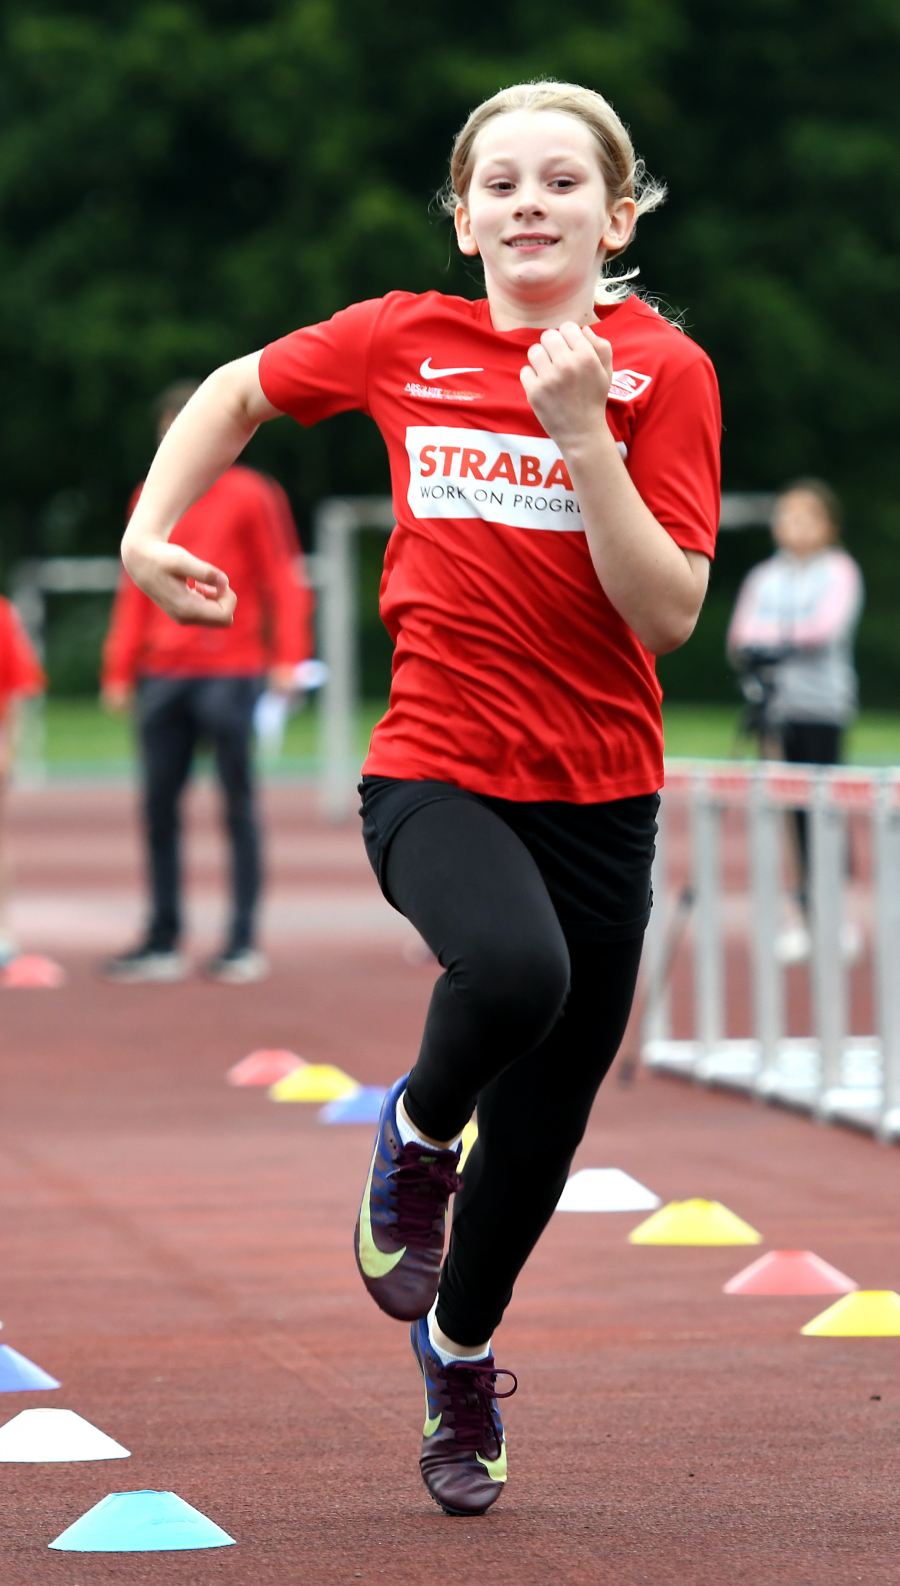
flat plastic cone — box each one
[48,1490,236,1552]
[0,1409,129,1462]
[227,1049,306,1086]
[319,1085,386,1124]
[269,1063,360,1103]
[801,1290,900,1336]
[557,1168,661,1213]
[0,1346,60,1392]
[628,1198,762,1246]
[459,1119,478,1170]
[0,955,66,989]
[725,1250,857,1296]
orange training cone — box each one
[227,1050,306,1087]
[724,1250,857,1295]
[1,956,66,989]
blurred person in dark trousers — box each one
[101,380,313,984]
[728,478,863,960]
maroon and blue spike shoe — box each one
[410,1315,517,1516]
[353,1074,462,1322]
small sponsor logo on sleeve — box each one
[608,369,652,401]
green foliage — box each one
[1,0,898,700]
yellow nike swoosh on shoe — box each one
[423,1377,441,1436]
[358,1143,406,1279]
[476,1438,507,1483]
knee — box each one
[456,932,570,1050]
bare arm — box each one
[120,352,282,625]
[520,323,710,655]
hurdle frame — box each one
[643,760,900,1143]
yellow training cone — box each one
[801,1290,900,1337]
[269,1064,360,1104]
[459,1120,478,1170]
[628,1198,762,1246]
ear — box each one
[600,196,637,256]
[455,203,480,258]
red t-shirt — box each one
[259,291,721,802]
[102,466,313,687]
[0,595,45,714]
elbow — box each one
[640,610,700,656]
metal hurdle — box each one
[642,760,900,1143]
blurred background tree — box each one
[0,0,898,700]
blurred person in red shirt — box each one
[0,596,46,965]
[101,380,313,984]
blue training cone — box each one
[319,1085,387,1124]
[49,1490,236,1552]
[0,1345,60,1392]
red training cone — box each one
[0,956,66,989]
[226,1049,306,1087]
[724,1250,857,1296]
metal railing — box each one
[6,491,779,803]
[642,760,900,1143]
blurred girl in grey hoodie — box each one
[728,479,863,957]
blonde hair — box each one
[441,80,666,303]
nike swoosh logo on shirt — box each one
[419,358,484,379]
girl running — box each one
[120,81,721,1516]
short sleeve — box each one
[626,353,721,559]
[258,297,384,425]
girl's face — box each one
[772,491,836,558]
[455,110,636,322]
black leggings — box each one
[781,721,843,909]
[382,797,643,1344]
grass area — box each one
[22,698,900,775]
[34,696,386,775]
[662,704,900,765]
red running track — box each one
[0,784,898,1583]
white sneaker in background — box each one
[204,948,270,985]
[101,947,191,984]
[775,924,812,964]
[840,920,865,964]
[0,936,19,968]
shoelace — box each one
[389,1145,462,1242]
[442,1362,518,1458]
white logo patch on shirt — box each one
[406,426,601,532]
[608,369,652,402]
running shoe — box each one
[410,1315,517,1516]
[354,1073,462,1321]
[204,947,270,984]
[100,945,190,983]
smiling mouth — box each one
[506,235,558,248]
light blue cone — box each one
[0,1345,60,1392]
[319,1085,387,1124]
[49,1490,236,1551]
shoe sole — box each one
[101,968,190,984]
[424,1483,491,1518]
[205,967,270,984]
